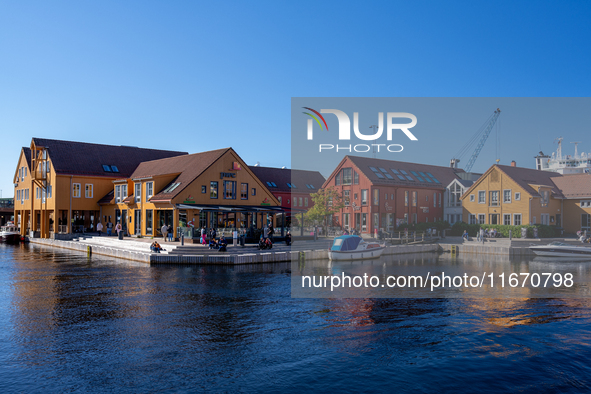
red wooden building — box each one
[324,156,465,234]
[249,166,326,226]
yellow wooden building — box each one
[103,147,282,239]
[13,138,186,238]
[461,164,564,227]
[550,173,591,233]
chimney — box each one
[511,161,516,167]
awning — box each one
[176,203,285,213]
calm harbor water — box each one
[1,243,591,393]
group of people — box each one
[95,220,121,237]
[160,223,174,242]
[462,228,499,242]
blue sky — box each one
[1,1,591,197]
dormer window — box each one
[102,165,112,172]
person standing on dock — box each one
[115,222,122,237]
[97,221,103,236]
[107,220,113,236]
[161,223,168,242]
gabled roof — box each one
[131,148,230,201]
[447,178,474,189]
[13,147,32,182]
[326,155,465,188]
[551,173,591,199]
[248,166,326,193]
[31,138,187,178]
[462,164,565,199]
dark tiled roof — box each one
[249,166,326,193]
[23,147,32,169]
[334,156,465,188]
[495,165,564,198]
[456,179,474,188]
[98,190,114,205]
[130,148,230,201]
[551,173,591,199]
[32,138,187,178]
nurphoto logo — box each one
[302,107,418,153]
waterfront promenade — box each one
[27,232,586,265]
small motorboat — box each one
[0,222,21,244]
[329,235,385,261]
[529,241,591,257]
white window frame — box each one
[73,183,81,198]
[115,185,121,203]
[146,182,153,202]
[515,192,521,201]
[503,214,511,225]
[122,185,128,199]
[135,183,141,203]
[514,214,522,226]
[503,189,512,203]
[478,191,485,204]
[470,194,475,202]
[478,214,485,224]
[85,184,93,198]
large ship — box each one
[535,137,591,174]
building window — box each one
[450,183,462,207]
[135,183,140,202]
[278,196,282,205]
[354,171,359,185]
[299,197,303,207]
[201,185,206,194]
[489,191,499,206]
[25,189,29,200]
[342,168,352,185]
[385,193,388,201]
[305,197,308,207]
[293,197,297,207]
[540,190,550,207]
[48,185,52,198]
[361,189,368,205]
[122,185,128,200]
[433,192,436,207]
[252,188,256,196]
[344,190,350,206]
[362,213,367,232]
[515,192,521,201]
[335,172,341,186]
[146,182,153,202]
[478,214,485,224]
[210,182,218,199]
[469,214,476,224]
[405,191,409,207]
[503,189,511,203]
[373,189,379,205]
[73,183,81,198]
[145,210,153,235]
[412,191,417,207]
[86,184,93,199]
[504,214,511,225]
[439,193,441,207]
[241,183,248,200]
[470,194,475,202]
[514,214,522,226]
[412,213,417,224]
[478,191,485,204]
[224,181,236,199]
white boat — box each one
[328,235,385,261]
[529,241,591,257]
[0,222,21,244]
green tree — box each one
[305,187,345,227]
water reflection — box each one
[2,244,591,392]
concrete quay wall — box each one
[29,238,152,263]
[28,239,440,265]
[438,242,535,257]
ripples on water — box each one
[0,243,590,393]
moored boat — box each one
[0,222,21,244]
[329,235,385,261]
[529,241,591,257]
